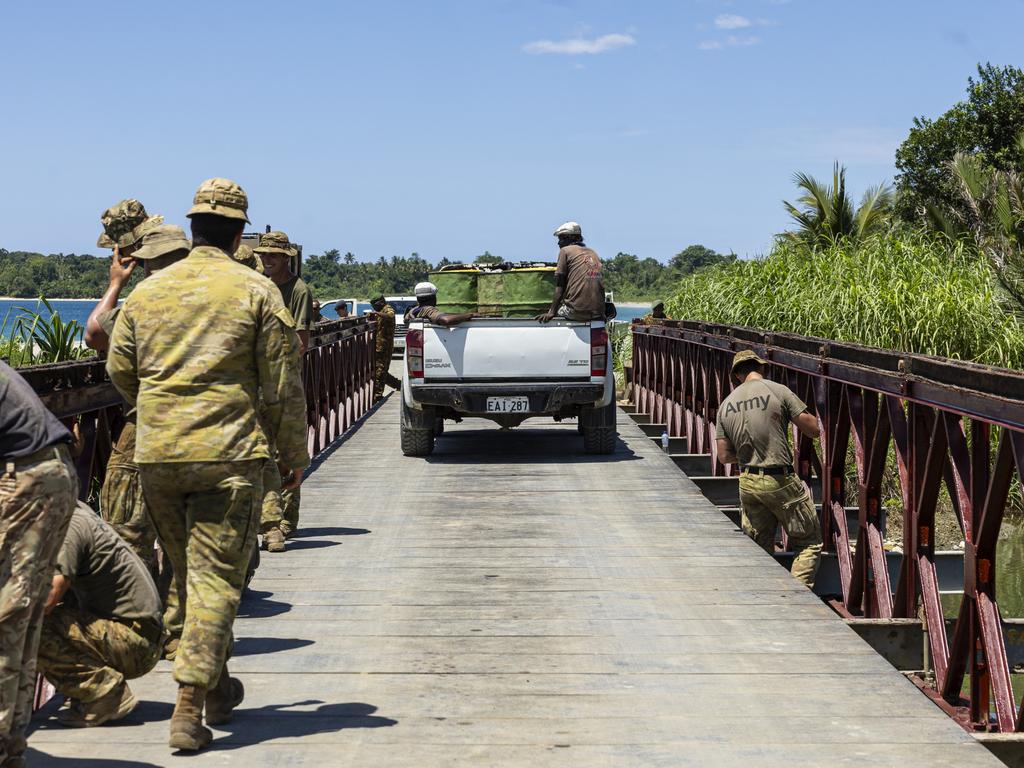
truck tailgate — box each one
[422,320,592,380]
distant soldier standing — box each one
[369,295,401,402]
[0,362,78,768]
[537,221,606,323]
[715,350,822,587]
[107,178,308,752]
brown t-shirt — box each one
[556,244,605,320]
[54,505,162,625]
[278,275,315,331]
[715,378,808,468]
[405,305,444,324]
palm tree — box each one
[938,136,1024,316]
[783,162,893,248]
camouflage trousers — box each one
[139,460,261,689]
[373,351,401,401]
[739,471,822,587]
[0,445,76,743]
[259,460,300,533]
[36,607,160,703]
[99,421,156,571]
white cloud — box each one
[523,33,636,55]
[698,35,760,50]
[715,14,752,29]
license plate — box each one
[486,396,530,414]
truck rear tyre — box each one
[580,398,617,455]
[400,399,435,456]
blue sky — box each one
[1,0,1021,263]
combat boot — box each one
[163,635,180,660]
[278,520,295,539]
[57,683,137,727]
[205,663,245,725]
[1,732,26,768]
[263,526,285,552]
[169,684,212,752]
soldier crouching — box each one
[37,503,162,727]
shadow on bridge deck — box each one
[25,395,1002,766]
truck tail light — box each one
[406,329,424,377]
[591,327,608,377]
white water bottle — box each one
[661,431,670,452]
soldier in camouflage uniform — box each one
[255,230,312,539]
[0,362,78,768]
[370,295,401,402]
[107,178,309,752]
[37,503,162,727]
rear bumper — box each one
[410,382,604,414]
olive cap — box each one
[253,230,296,256]
[731,349,767,372]
[97,199,163,249]
[132,224,191,260]
[231,243,262,271]
[553,221,582,238]
[186,177,250,222]
[414,281,437,297]
[370,294,386,304]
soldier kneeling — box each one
[38,503,163,727]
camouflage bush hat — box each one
[731,349,767,372]
[254,230,296,256]
[231,243,262,271]
[132,224,191,260]
[97,199,163,249]
[186,178,250,222]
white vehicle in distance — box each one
[400,315,616,456]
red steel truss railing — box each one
[632,320,1024,732]
[21,315,376,709]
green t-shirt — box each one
[715,378,808,468]
[54,505,162,625]
[278,275,314,331]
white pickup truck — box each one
[400,318,616,456]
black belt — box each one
[741,465,794,476]
[125,618,163,644]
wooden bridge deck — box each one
[27,394,1001,766]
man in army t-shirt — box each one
[715,350,822,587]
[256,231,314,353]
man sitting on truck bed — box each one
[537,221,606,323]
[404,282,477,326]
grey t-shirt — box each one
[0,360,71,459]
[715,378,808,468]
[54,505,162,625]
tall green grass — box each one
[666,232,1024,369]
[0,298,93,367]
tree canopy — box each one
[896,63,1024,221]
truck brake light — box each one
[591,327,608,377]
[406,329,424,377]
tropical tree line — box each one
[666,62,1024,369]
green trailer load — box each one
[431,262,556,317]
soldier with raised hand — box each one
[0,362,78,768]
[369,295,401,402]
[715,350,823,587]
[107,178,309,753]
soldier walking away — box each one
[715,350,823,587]
[107,178,309,753]
[0,362,78,768]
[404,282,477,326]
[369,295,401,402]
[256,230,315,353]
[640,301,668,325]
[38,503,162,727]
[537,221,606,323]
